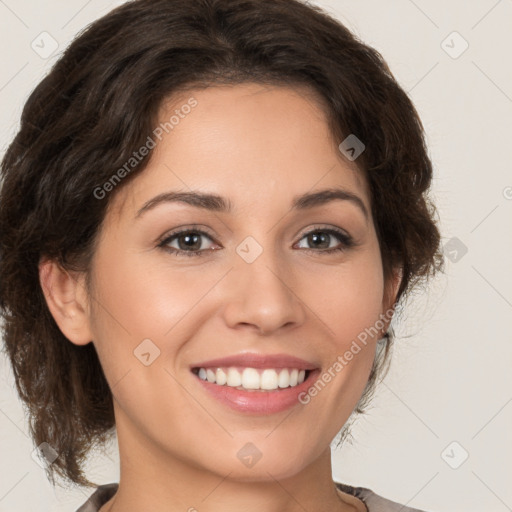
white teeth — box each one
[227,367,242,387]
[216,368,227,385]
[261,369,278,390]
[278,369,289,388]
[242,368,260,389]
[196,367,309,390]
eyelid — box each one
[158,224,217,241]
[294,223,351,240]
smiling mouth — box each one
[191,366,312,391]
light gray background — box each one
[0,1,511,511]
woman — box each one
[0,0,444,511]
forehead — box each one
[108,83,370,222]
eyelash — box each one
[157,225,355,258]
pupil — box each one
[310,232,328,249]
[180,233,200,250]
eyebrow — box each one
[135,187,369,221]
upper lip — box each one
[190,353,318,370]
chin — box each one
[201,444,315,483]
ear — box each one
[38,258,93,346]
[379,266,403,337]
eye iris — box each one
[309,232,330,249]
[179,233,202,250]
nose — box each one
[221,248,306,335]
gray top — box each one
[76,482,431,511]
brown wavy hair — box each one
[0,0,444,488]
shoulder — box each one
[75,483,119,512]
[335,481,433,512]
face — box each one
[74,83,397,482]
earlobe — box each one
[38,258,93,346]
[390,266,403,306]
[380,266,403,336]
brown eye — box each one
[158,229,218,257]
[295,228,354,253]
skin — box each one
[40,83,401,512]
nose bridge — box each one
[222,233,304,333]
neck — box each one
[101,416,361,512]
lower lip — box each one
[193,370,320,415]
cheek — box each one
[306,252,385,347]
[87,248,233,395]
[295,259,384,443]
[298,246,385,412]
[90,250,213,342]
